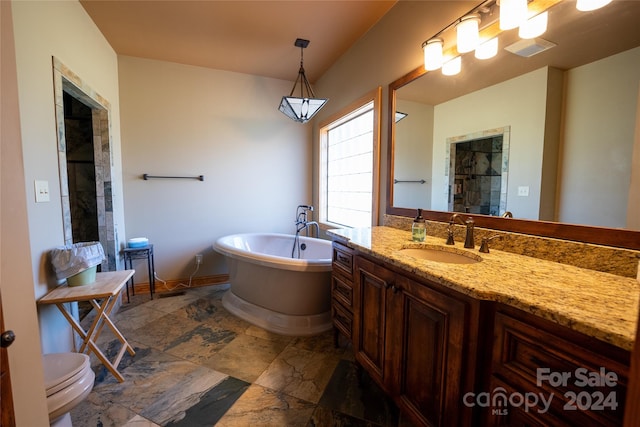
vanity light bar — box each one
[421,0,610,77]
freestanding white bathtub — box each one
[213,233,333,336]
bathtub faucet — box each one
[295,205,319,238]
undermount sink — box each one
[398,247,482,264]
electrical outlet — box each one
[195,254,203,265]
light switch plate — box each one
[517,186,530,197]
[35,180,50,203]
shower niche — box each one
[446,127,510,216]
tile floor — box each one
[72,284,414,426]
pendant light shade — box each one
[576,0,612,11]
[278,38,328,123]
[519,11,548,39]
[499,0,528,30]
[456,14,481,53]
[423,38,444,71]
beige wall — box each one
[557,46,640,228]
[393,99,434,208]
[11,0,125,353]
[1,2,50,425]
[118,56,312,281]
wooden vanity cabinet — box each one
[331,241,355,342]
[353,254,484,427]
[486,305,629,426]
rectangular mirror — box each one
[387,0,640,249]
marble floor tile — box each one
[89,339,153,384]
[128,311,203,351]
[215,383,317,426]
[245,324,294,345]
[202,333,289,383]
[72,388,139,427]
[132,290,201,315]
[174,296,252,334]
[73,285,406,427]
[114,305,168,335]
[288,329,347,357]
[255,345,341,404]
[164,376,250,426]
[93,349,227,423]
[163,323,237,364]
[123,415,161,427]
[318,359,401,426]
[310,405,387,427]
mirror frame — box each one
[387,65,640,250]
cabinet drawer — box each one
[332,300,353,340]
[332,273,353,309]
[332,243,354,278]
[491,309,628,426]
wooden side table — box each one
[122,244,155,301]
[38,270,135,382]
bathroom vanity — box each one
[329,226,638,427]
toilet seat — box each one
[44,353,90,396]
[43,353,95,423]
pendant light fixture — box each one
[278,38,328,123]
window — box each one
[319,88,381,228]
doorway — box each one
[63,92,99,245]
[53,57,118,271]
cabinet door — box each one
[353,256,394,386]
[490,308,629,426]
[387,274,468,427]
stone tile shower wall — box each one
[63,92,99,244]
[450,136,503,215]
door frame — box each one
[52,57,117,271]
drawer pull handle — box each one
[337,253,351,264]
[392,285,402,294]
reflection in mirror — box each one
[389,0,640,233]
[445,127,509,216]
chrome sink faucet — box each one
[446,213,475,249]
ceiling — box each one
[80,0,640,101]
[79,0,398,83]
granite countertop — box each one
[328,226,640,351]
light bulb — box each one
[519,11,548,39]
[442,56,461,76]
[475,37,499,60]
[423,38,443,71]
[500,0,528,30]
[457,14,480,53]
[576,0,612,11]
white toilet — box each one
[43,353,95,427]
